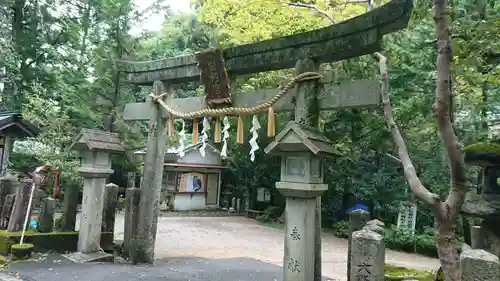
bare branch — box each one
[287,2,336,24]
[376,52,441,207]
[385,153,402,163]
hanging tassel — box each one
[267,107,275,138]
[249,115,261,162]
[221,116,230,158]
[192,118,199,144]
[168,117,175,137]
[178,120,186,158]
[199,117,210,157]
[236,115,244,144]
[214,116,221,143]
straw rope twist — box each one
[149,72,322,119]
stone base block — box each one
[460,250,500,281]
[63,251,114,263]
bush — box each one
[384,226,437,256]
[330,223,461,258]
[257,206,283,223]
[384,226,461,258]
[332,220,349,238]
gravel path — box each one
[110,213,440,281]
[6,213,439,281]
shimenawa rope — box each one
[149,72,322,119]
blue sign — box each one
[346,204,368,214]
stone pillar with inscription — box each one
[123,187,140,259]
[348,210,370,281]
[264,59,339,281]
[350,229,385,281]
[38,197,56,233]
[102,183,119,233]
[69,129,124,253]
[265,124,337,281]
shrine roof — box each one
[264,121,339,157]
[69,129,125,152]
[179,142,221,155]
[0,112,40,137]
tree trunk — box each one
[80,2,91,58]
[11,0,26,110]
[435,209,460,281]
[433,0,468,279]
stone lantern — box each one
[462,142,500,257]
[69,129,124,253]
[265,121,337,281]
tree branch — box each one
[287,2,336,24]
[376,52,440,207]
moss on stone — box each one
[384,264,435,281]
[11,243,33,249]
[11,243,33,260]
[464,142,500,166]
[0,231,114,255]
[464,142,500,155]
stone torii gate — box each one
[117,0,413,279]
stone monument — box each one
[68,129,124,254]
[350,229,385,281]
[348,209,370,281]
[460,250,500,281]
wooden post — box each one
[131,81,171,264]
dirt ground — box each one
[112,213,440,281]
